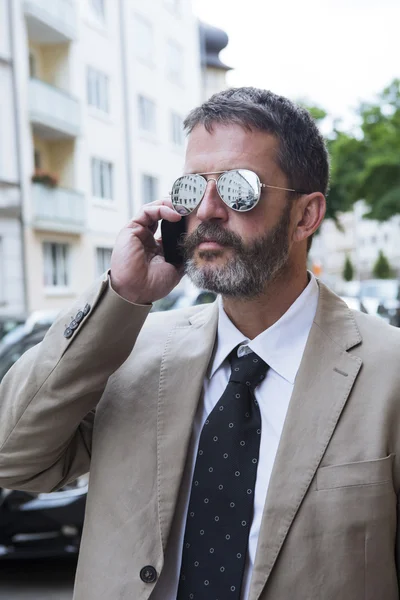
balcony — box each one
[29,78,81,139]
[24,0,77,44]
[31,183,86,234]
[0,182,21,218]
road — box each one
[0,558,75,599]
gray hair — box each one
[184,87,330,197]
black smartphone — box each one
[161,218,186,266]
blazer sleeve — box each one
[0,273,151,493]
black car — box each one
[0,323,88,559]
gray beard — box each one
[183,203,292,299]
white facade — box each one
[310,200,400,285]
[1,0,205,314]
[0,0,26,318]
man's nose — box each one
[195,179,229,222]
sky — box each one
[192,0,400,131]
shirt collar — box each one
[209,273,319,384]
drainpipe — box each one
[118,0,135,219]
[8,0,29,315]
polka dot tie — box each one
[177,347,269,600]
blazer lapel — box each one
[156,301,219,554]
[250,283,363,600]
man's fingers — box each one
[132,205,181,230]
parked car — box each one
[0,315,88,560]
[151,288,217,312]
[338,295,368,314]
[359,279,400,326]
[0,316,25,342]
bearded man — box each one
[1,88,400,600]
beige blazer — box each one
[0,274,400,600]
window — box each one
[34,149,41,169]
[165,0,180,13]
[142,174,158,204]
[138,95,156,132]
[96,247,112,276]
[43,242,70,288]
[87,67,109,113]
[29,52,36,77]
[167,41,183,84]
[92,158,113,200]
[90,0,105,20]
[135,16,154,63]
[171,112,184,146]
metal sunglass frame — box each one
[170,169,310,214]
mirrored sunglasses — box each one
[170,169,308,216]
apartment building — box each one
[0,0,25,318]
[199,21,231,101]
[310,200,400,284]
[0,0,228,316]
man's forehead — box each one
[184,131,279,175]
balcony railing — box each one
[24,0,77,43]
[32,183,86,234]
[29,78,81,139]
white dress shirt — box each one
[151,274,319,599]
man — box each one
[0,87,399,600]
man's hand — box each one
[110,199,184,305]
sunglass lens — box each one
[171,175,206,215]
[217,169,260,211]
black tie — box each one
[177,347,269,600]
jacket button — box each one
[140,565,157,583]
[69,319,79,330]
[83,303,91,316]
[75,310,84,323]
[64,327,73,339]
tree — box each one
[298,103,350,222]
[372,250,393,279]
[342,255,354,281]
[327,79,400,221]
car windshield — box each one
[361,280,399,300]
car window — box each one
[361,281,398,299]
[195,292,217,305]
[0,333,46,382]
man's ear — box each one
[292,192,326,244]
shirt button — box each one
[140,566,157,583]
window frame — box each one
[43,242,70,289]
[96,247,113,276]
[91,158,114,200]
[166,39,184,84]
[171,111,184,146]
[134,15,154,64]
[138,95,156,133]
[142,173,159,205]
[90,0,106,21]
[87,66,110,114]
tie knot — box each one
[229,348,269,389]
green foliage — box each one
[327,79,400,222]
[299,79,400,223]
[372,250,393,279]
[342,255,354,281]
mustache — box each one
[181,223,244,254]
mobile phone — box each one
[161,218,186,266]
